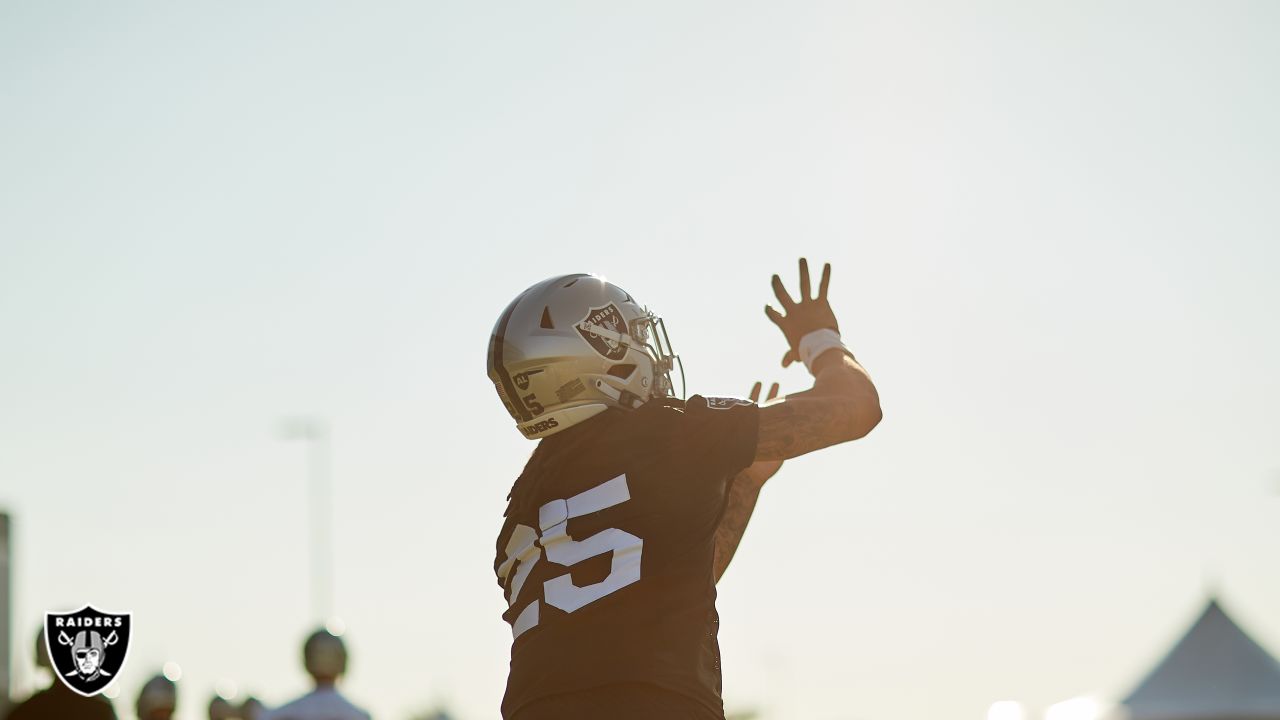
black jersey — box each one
[494,395,760,719]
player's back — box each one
[495,395,758,720]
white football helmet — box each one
[488,274,682,439]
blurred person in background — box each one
[135,675,177,720]
[240,696,266,720]
[259,629,371,720]
[208,694,236,720]
[3,626,117,720]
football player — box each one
[490,259,881,719]
[135,674,177,720]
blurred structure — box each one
[1,513,10,712]
[1121,598,1280,720]
[135,673,177,720]
[280,418,334,624]
[3,626,117,720]
[1046,696,1114,720]
[258,628,370,720]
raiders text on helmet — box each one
[488,274,681,439]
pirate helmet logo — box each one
[44,605,132,697]
[576,304,629,361]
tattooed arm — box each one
[755,351,880,460]
[716,356,876,583]
[713,464,772,582]
[755,258,881,462]
[714,382,782,582]
[714,258,880,579]
[714,351,877,580]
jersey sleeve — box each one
[672,395,760,479]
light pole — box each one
[281,418,333,624]
[1,512,10,712]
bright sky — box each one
[2,2,1279,719]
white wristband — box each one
[798,328,847,374]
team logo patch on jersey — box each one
[576,304,629,360]
[704,396,753,410]
[45,606,132,697]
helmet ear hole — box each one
[607,364,637,379]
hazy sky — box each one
[2,2,1278,719]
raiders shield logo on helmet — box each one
[576,304,629,360]
[45,606,132,697]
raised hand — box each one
[764,258,839,367]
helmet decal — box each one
[576,304,629,360]
[513,369,544,391]
[555,378,587,403]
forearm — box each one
[755,257,882,462]
[713,468,768,582]
[815,350,881,427]
[793,348,878,408]
[755,350,881,461]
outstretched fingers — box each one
[818,262,831,300]
[799,257,811,300]
[771,274,796,309]
[750,381,782,405]
[764,304,786,328]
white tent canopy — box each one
[1123,598,1280,720]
